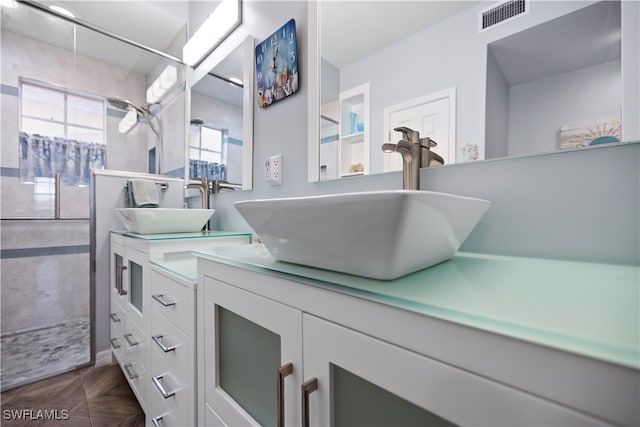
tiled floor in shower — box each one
[0,318,90,391]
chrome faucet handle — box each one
[394,127,420,144]
[419,137,437,148]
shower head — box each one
[190,117,205,125]
[107,96,160,140]
[107,97,149,117]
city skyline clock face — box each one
[255,19,299,108]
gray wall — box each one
[508,60,621,156]
[484,49,509,159]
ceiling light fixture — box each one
[146,65,177,104]
[0,0,17,8]
[182,0,241,68]
[118,110,138,134]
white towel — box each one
[130,179,159,207]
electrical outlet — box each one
[266,154,283,185]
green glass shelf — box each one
[113,229,252,241]
[194,244,640,370]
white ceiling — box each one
[489,1,621,86]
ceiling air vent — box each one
[480,0,528,31]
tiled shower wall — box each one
[0,220,90,334]
[0,29,148,335]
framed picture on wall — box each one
[255,19,299,108]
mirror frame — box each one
[186,34,254,190]
[307,1,320,183]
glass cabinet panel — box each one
[331,364,457,426]
[219,307,281,426]
[203,277,303,427]
[129,260,143,313]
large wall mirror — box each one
[188,35,254,190]
[308,0,637,182]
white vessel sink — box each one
[234,190,490,280]
[115,208,215,234]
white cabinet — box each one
[302,315,599,426]
[201,277,302,426]
[148,268,196,427]
[110,239,148,407]
[109,231,251,425]
[338,83,370,177]
[198,258,611,427]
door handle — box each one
[301,378,318,427]
[277,363,293,427]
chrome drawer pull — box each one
[123,363,138,379]
[110,338,120,349]
[110,312,121,322]
[152,374,176,398]
[152,294,176,307]
[152,334,176,353]
[123,333,139,347]
[151,416,163,427]
[116,265,127,296]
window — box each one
[19,80,107,186]
[190,125,225,164]
[20,80,106,144]
[189,125,228,180]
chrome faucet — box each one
[186,178,211,230]
[212,180,243,193]
[382,126,438,190]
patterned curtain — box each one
[19,132,107,186]
[189,159,227,181]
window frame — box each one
[19,78,107,145]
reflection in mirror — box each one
[188,36,253,190]
[310,0,632,183]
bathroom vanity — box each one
[195,245,639,427]
[109,230,251,423]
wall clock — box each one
[255,19,299,108]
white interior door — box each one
[384,88,456,171]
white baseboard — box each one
[95,349,113,367]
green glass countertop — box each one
[112,229,252,241]
[150,255,198,283]
[194,244,640,370]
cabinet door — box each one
[203,277,302,427]
[302,314,600,427]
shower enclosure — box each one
[0,1,187,390]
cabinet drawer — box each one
[149,392,182,427]
[122,315,146,369]
[151,271,194,335]
[109,300,125,362]
[151,309,192,384]
[150,346,191,425]
[120,347,147,409]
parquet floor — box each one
[1,364,144,426]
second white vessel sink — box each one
[115,208,215,234]
[234,190,490,280]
